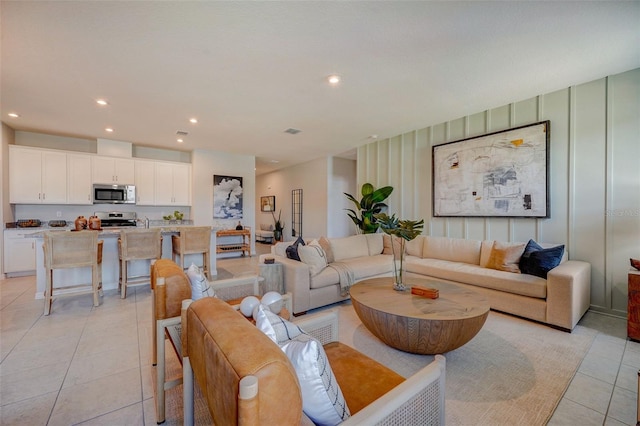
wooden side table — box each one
[628,269,640,341]
[259,262,284,295]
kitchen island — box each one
[30,226,217,299]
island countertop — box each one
[30,227,217,299]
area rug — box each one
[158,302,596,425]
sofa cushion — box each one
[405,236,424,257]
[255,307,351,425]
[364,233,384,256]
[405,258,547,298]
[330,235,369,262]
[286,236,306,261]
[342,255,394,281]
[260,223,274,231]
[486,241,526,273]
[319,236,335,264]
[519,240,565,279]
[298,243,328,276]
[382,234,403,260]
[423,236,481,265]
[310,266,340,289]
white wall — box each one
[256,156,354,241]
[191,149,256,255]
[327,157,357,237]
[358,68,640,317]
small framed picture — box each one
[261,195,275,212]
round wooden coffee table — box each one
[350,277,490,354]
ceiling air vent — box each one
[176,130,189,136]
[284,128,301,135]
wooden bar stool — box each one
[43,231,102,315]
[118,228,162,299]
[171,226,211,279]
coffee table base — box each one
[350,278,490,355]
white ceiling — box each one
[2,1,639,175]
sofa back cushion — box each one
[364,233,384,256]
[423,236,482,265]
[405,236,424,257]
[330,235,369,262]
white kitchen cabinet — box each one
[134,160,156,205]
[92,156,135,184]
[4,230,37,275]
[155,162,191,206]
[9,145,67,204]
[67,154,93,204]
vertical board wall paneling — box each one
[401,131,417,219]
[540,88,571,246]
[572,78,608,309]
[388,136,402,215]
[608,70,640,314]
[376,139,389,189]
[415,128,430,224]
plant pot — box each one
[273,230,282,241]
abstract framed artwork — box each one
[432,120,550,218]
[213,175,243,219]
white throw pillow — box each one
[255,306,351,425]
[186,263,215,300]
[298,244,328,276]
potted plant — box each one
[374,213,424,291]
[271,209,284,241]
[344,183,393,234]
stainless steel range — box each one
[95,211,137,227]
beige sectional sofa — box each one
[269,234,591,331]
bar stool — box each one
[118,228,162,299]
[171,226,212,279]
[43,231,102,315]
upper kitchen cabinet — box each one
[9,145,67,204]
[67,154,93,204]
[92,156,135,184]
[134,159,156,205]
[154,162,191,206]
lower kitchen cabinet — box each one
[4,230,37,275]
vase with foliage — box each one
[344,183,393,234]
[271,209,284,241]
[375,213,424,291]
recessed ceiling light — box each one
[189,118,198,124]
[327,74,341,85]
[177,138,184,143]
[96,99,108,106]
[270,159,280,163]
[105,127,114,132]
[8,112,19,118]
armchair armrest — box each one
[341,355,446,425]
[275,255,312,314]
[293,309,339,345]
[546,260,591,331]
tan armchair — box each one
[181,297,446,425]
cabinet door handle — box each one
[42,193,45,200]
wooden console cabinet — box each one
[216,229,251,257]
[628,270,640,341]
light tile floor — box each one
[0,243,638,425]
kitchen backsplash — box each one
[11,204,192,227]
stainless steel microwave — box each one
[93,184,136,204]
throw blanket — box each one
[329,262,355,296]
